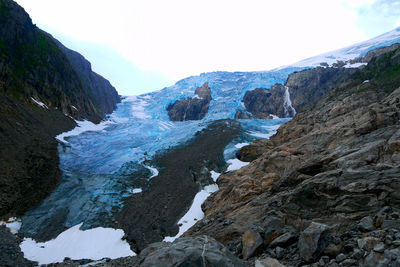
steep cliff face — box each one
[52,38,120,120]
[241,67,357,118]
[187,47,400,266]
[0,0,120,218]
[240,86,285,118]
[167,82,212,121]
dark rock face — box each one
[0,0,120,219]
[240,67,357,119]
[52,37,120,120]
[0,94,75,218]
[0,226,36,267]
[286,67,357,112]
[167,82,212,121]
[242,86,286,118]
[118,120,240,252]
[186,47,400,266]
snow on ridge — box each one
[20,223,135,265]
[31,97,48,109]
[274,27,400,71]
[343,62,368,68]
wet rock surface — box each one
[241,87,286,118]
[240,67,357,119]
[167,82,212,121]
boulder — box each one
[137,236,244,267]
[269,232,298,248]
[362,252,390,267]
[298,222,330,262]
[242,229,264,259]
[358,216,375,232]
[357,237,381,251]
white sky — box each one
[15,0,400,95]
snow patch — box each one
[0,217,21,234]
[145,165,159,179]
[163,184,219,242]
[270,114,279,119]
[343,62,367,68]
[235,142,249,149]
[131,188,142,194]
[56,120,111,143]
[210,171,221,182]
[71,105,78,111]
[193,95,203,99]
[20,223,135,265]
[31,97,48,109]
[226,158,250,172]
[248,124,281,139]
[363,80,370,83]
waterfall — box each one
[283,86,296,117]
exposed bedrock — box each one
[167,82,212,121]
[241,67,357,118]
[186,47,400,266]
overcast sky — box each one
[15,0,400,95]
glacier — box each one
[18,27,400,254]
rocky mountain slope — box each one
[185,45,400,266]
[0,0,120,220]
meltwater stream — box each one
[19,70,296,240]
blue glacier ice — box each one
[19,28,400,239]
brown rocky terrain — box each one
[167,82,212,121]
[185,47,400,266]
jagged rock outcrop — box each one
[0,0,120,219]
[240,67,357,118]
[167,82,212,121]
[241,86,286,118]
[286,67,357,112]
[186,47,400,266]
